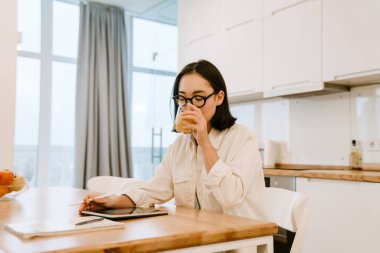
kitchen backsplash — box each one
[230,84,380,166]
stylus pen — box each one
[69,193,113,206]
[75,217,104,226]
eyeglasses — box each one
[172,92,217,108]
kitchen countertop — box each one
[263,168,380,183]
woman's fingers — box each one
[78,195,91,214]
[78,203,86,213]
[180,108,203,124]
[184,105,207,127]
[78,194,108,214]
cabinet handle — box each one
[225,18,256,31]
[334,68,380,80]
[189,34,212,44]
[272,0,311,16]
[271,80,310,90]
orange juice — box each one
[175,119,194,134]
[175,106,195,134]
[175,118,194,134]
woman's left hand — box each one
[180,103,220,172]
[179,103,209,145]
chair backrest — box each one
[264,187,309,253]
[87,176,147,195]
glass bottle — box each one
[350,140,362,170]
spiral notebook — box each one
[5,216,125,239]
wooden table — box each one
[0,187,277,253]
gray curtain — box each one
[75,2,132,188]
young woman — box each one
[79,60,266,220]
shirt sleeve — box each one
[122,144,175,207]
[203,131,263,208]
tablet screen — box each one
[81,207,168,220]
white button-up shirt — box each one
[124,124,266,220]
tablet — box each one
[81,207,168,220]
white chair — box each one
[87,176,147,195]
[263,187,309,253]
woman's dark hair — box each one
[172,60,236,131]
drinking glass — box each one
[174,106,194,134]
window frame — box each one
[16,0,78,186]
[128,16,178,178]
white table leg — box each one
[159,236,274,253]
[257,236,274,253]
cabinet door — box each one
[218,0,263,95]
[323,0,380,82]
[264,0,311,17]
[180,36,219,70]
[221,0,263,28]
[263,0,321,92]
[178,0,219,69]
[296,178,380,253]
[178,0,218,45]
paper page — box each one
[5,216,125,239]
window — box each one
[14,57,41,182]
[133,18,178,72]
[130,18,178,179]
[18,0,41,53]
[15,0,79,186]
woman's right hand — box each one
[78,194,135,214]
[78,194,112,213]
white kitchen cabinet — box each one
[178,0,219,69]
[178,0,265,99]
[323,0,380,84]
[218,0,263,96]
[179,35,220,71]
[296,178,380,253]
[220,0,262,28]
[263,0,322,96]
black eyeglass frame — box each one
[172,91,217,108]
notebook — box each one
[5,216,125,239]
[81,207,168,220]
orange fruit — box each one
[0,186,9,197]
[0,169,14,185]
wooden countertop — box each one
[264,168,380,183]
[0,187,277,253]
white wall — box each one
[0,0,17,168]
[231,84,380,165]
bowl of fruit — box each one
[0,169,28,200]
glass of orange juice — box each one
[175,106,194,134]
